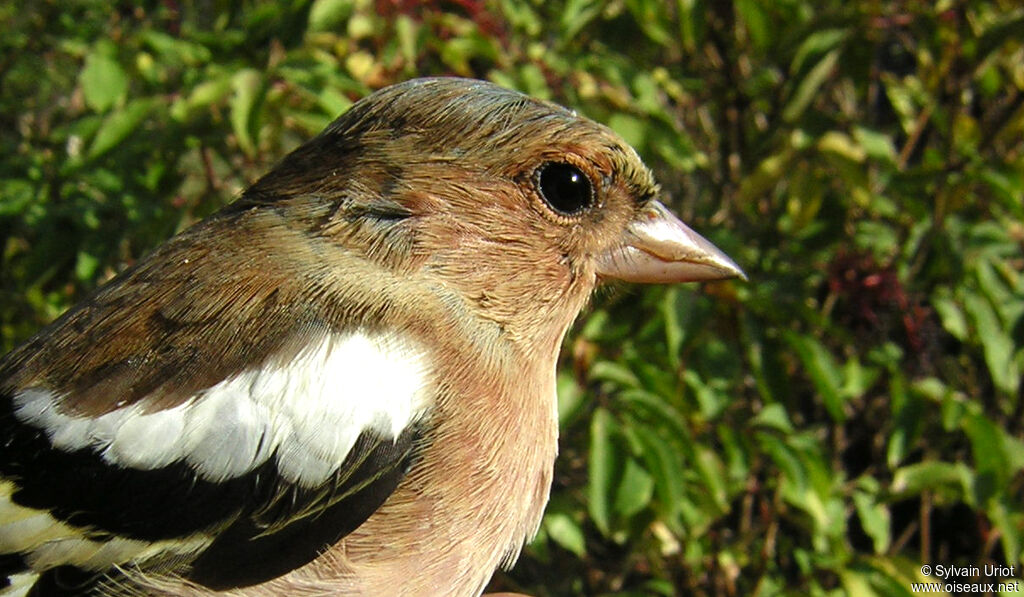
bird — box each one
[0,77,744,596]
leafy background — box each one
[2,1,1023,595]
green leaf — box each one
[619,389,690,441]
[625,0,671,45]
[439,33,499,79]
[661,287,685,369]
[308,0,353,32]
[839,357,879,399]
[891,462,970,502]
[651,126,703,171]
[631,73,664,117]
[886,372,915,468]
[614,458,654,518]
[837,567,877,597]
[632,425,686,521]
[783,48,841,122]
[853,485,890,554]
[683,370,727,420]
[853,126,898,165]
[171,75,233,122]
[976,256,1015,308]
[230,69,265,157]
[939,385,967,432]
[858,555,937,596]
[758,433,807,493]
[735,0,770,50]
[743,314,788,404]
[499,0,542,36]
[818,131,865,163]
[80,47,128,112]
[751,403,794,433]
[976,12,1024,60]
[588,407,619,537]
[738,148,795,203]
[516,63,549,99]
[785,332,845,421]
[964,291,1019,396]
[589,360,641,388]
[962,412,1012,503]
[556,371,585,424]
[395,14,418,72]
[693,445,729,512]
[0,179,35,216]
[139,31,211,65]
[87,98,156,160]
[316,87,353,118]
[988,499,1023,565]
[675,0,703,52]
[980,167,1024,217]
[881,73,924,134]
[607,113,647,149]
[932,293,968,341]
[347,13,376,40]
[561,0,603,40]
[790,29,848,77]
[544,512,586,557]
[74,251,100,282]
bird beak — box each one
[597,201,747,283]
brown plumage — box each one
[0,77,743,596]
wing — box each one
[0,206,434,593]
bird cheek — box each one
[566,256,596,289]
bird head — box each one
[242,77,744,347]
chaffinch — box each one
[0,77,743,596]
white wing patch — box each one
[12,330,432,487]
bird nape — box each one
[0,77,744,596]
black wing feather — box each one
[0,388,423,592]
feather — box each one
[1,77,743,595]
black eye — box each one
[536,162,593,216]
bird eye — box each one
[536,162,593,216]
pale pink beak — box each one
[597,201,746,283]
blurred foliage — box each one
[2,0,1023,595]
